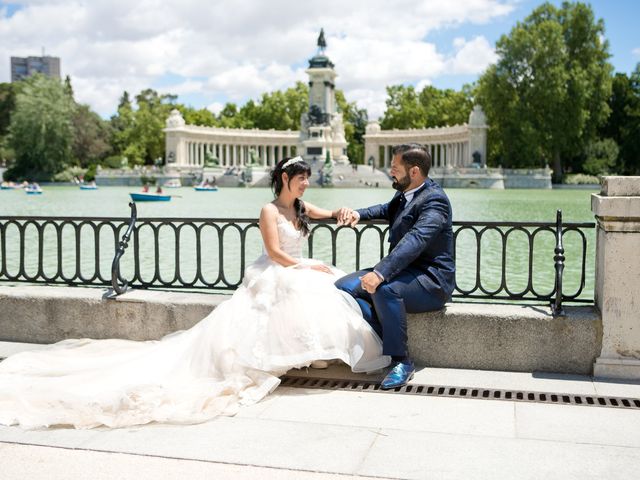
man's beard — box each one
[391,174,411,191]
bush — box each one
[140,175,157,186]
[563,173,601,185]
[102,155,128,169]
[52,166,87,182]
[84,164,97,182]
[583,139,619,176]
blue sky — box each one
[1,1,638,119]
[427,0,639,90]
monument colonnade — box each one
[364,125,473,169]
[164,113,300,169]
[165,106,489,170]
[363,106,489,170]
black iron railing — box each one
[0,204,595,311]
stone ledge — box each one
[0,286,601,375]
[409,303,601,375]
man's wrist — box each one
[373,269,384,282]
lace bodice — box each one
[276,216,306,258]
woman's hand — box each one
[334,207,360,227]
[310,264,333,274]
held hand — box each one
[335,207,360,228]
[310,264,333,275]
[360,271,382,293]
[334,207,354,226]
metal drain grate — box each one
[280,375,640,411]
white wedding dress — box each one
[0,217,390,429]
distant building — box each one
[10,55,61,82]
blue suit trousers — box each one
[335,269,446,357]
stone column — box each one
[384,145,389,168]
[592,176,640,379]
[268,145,274,167]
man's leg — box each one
[335,269,382,337]
[371,271,445,357]
[371,271,445,389]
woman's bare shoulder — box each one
[260,202,278,219]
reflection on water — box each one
[1,186,597,301]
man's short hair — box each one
[392,143,431,177]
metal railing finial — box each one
[110,202,137,295]
[551,209,566,316]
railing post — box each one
[551,209,565,317]
[110,202,137,295]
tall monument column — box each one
[592,177,640,379]
[299,29,348,164]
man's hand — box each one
[360,271,382,293]
[334,207,360,227]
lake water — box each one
[0,185,598,302]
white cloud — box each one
[445,36,498,75]
[207,101,224,115]
[633,47,640,57]
[0,0,513,117]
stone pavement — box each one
[1,341,640,479]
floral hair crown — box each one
[281,156,304,170]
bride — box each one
[0,157,390,430]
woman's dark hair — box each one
[270,157,312,235]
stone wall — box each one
[0,285,600,375]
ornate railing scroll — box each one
[111,202,137,295]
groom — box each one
[336,143,455,389]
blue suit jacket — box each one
[356,178,455,302]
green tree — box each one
[600,66,640,174]
[336,90,368,163]
[623,65,640,174]
[180,106,217,127]
[380,85,426,129]
[583,138,619,175]
[237,81,308,130]
[110,91,135,161]
[0,83,16,137]
[476,2,613,180]
[109,89,176,166]
[72,104,112,167]
[7,74,75,180]
[419,85,474,127]
[0,83,17,167]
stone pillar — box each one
[268,145,274,167]
[384,145,389,168]
[364,141,378,169]
[592,176,640,380]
